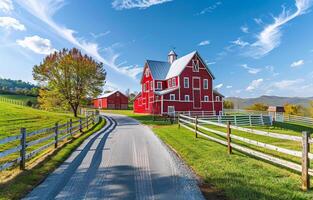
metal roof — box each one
[97,90,126,98]
[154,87,178,95]
[146,51,215,81]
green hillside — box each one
[0,94,37,106]
[0,101,75,139]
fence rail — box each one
[178,114,312,191]
[0,113,100,172]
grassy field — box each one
[103,109,313,200]
[0,94,37,106]
[0,117,105,200]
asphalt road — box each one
[24,114,204,200]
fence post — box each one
[178,114,180,129]
[69,119,73,136]
[302,131,310,191]
[79,118,83,132]
[195,116,198,138]
[54,122,59,148]
[234,115,237,126]
[92,113,95,125]
[20,128,26,170]
[86,116,89,129]
[261,114,264,125]
[227,121,232,154]
[249,115,252,126]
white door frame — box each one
[192,77,201,109]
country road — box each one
[24,114,204,200]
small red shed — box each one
[93,90,128,110]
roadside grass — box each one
[103,110,313,200]
[0,117,105,200]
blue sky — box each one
[0,0,313,98]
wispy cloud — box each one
[241,64,262,74]
[246,78,263,91]
[241,25,249,33]
[16,0,142,80]
[112,0,172,10]
[290,59,304,68]
[90,31,111,39]
[231,38,249,47]
[215,83,223,89]
[272,79,303,89]
[226,85,233,89]
[198,40,210,46]
[197,1,222,15]
[246,0,313,58]
[0,0,13,13]
[0,17,26,31]
[254,18,263,25]
[16,35,56,55]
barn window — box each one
[143,84,146,92]
[215,96,220,101]
[204,96,209,102]
[168,79,172,87]
[157,82,162,89]
[192,59,199,72]
[203,79,208,89]
[170,94,175,101]
[185,95,190,101]
[145,68,149,77]
[184,77,189,88]
[172,78,176,87]
[116,92,120,96]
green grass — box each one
[0,94,37,106]
[0,118,105,200]
[103,110,313,200]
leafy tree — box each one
[245,103,268,111]
[223,100,234,109]
[33,48,106,117]
[284,103,304,116]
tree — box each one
[284,103,304,116]
[245,103,268,111]
[223,100,234,109]
[33,48,106,117]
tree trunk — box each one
[70,103,78,117]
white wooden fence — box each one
[0,114,100,172]
[178,114,312,191]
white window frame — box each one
[168,79,172,88]
[204,96,209,102]
[184,77,189,88]
[192,59,199,72]
[172,78,176,87]
[157,81,162,90]
[185,95,190,101]
[216,96,220,102]
[203,79,208,89]
[145,68,149,77]
[168,106,175,116]
[150,81,153,90]
[170,94,175,101]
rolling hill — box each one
[227,95,313,109]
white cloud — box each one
[16,0,142,80]
[0,17,26,31]
[197,1,222,15]
[254,18,263,25]
[247,0,313,58]
[90,31,110,39]
[0,0,13,13]
[198,40,210,46]
[231,38,249,47]
[241,64,262,74]
[16,35,56,55]
[246,78,263,91]
[241,25,249,33]
[112,0,172,10]
[290,59,304,67]
[272,79,303,89]
[215,83,223,89]
[226,85,233,89]
[265,65,279,76]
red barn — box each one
[93,90,128,110]
[133,50,224,115]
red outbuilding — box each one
[133,50,224,115]
[93,90,128,110]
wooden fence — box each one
[0,114,100,172]
[0,97,26,106]
[178,114,312,191]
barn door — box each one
[192,77,201,109]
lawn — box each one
[103,109,313,200]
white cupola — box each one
[168,50,177,64]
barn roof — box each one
[154,87,178,95]
[146,51,215,81]
[213,90,225,97]
[97,90,127,98]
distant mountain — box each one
[227,95,313,109]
